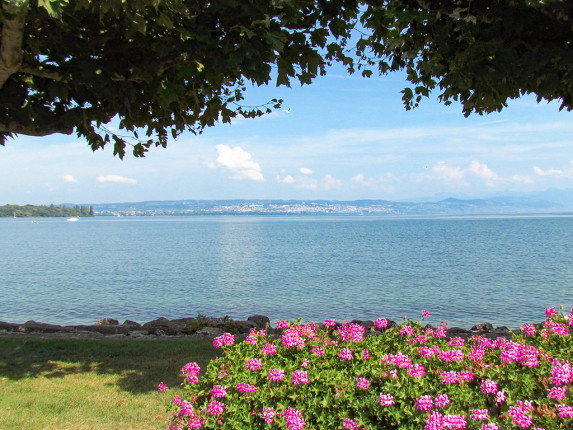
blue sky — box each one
[2,66,573,205]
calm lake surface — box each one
[2,215,572,329]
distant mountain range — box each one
[87,189,573,216]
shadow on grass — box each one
[0,337,218,393]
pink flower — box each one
[407,363,426,378]
[362,348,370,360]
[556,404,573,418]
[481,424,499,430]
[312,345,324,357]
[381,352,412,368]
[157,382,168,391]
[283,407,306,430]
[292,370,308,386]
[547,386,568,401]
[481,379,498,395]
[276,320,290,329]
[400,326,414,336]
[422,310,430,318]
[324,318,337,327]
[339,348,353,360]
[207,399,225,415]
[356,377,370,389]
[282,333,305,349]
[550,322,569,336]
[186,375,198,384]
[419,346,439,358]
[210,385,227,398]
[550,358,573,386]
[337,323,365,343]
[268,368,285,382]
[470,409,489,421]
[302,359,310,368]
[443,414,467,429]
[245,358,262,371]
[415,395,434,412]
[172,395,182,405]
[508,400,534,429]
[187,416,206,429]
[374,318,388,330]
[495,390,507,406]
[236,382,257,393]
[343,418,359,429]
[262,407,276,424]
[440,371,473,385]
[435,394,450,408]
[378,393,395,406]
[261,343,277,355]
[245,335,257,345]
[546,307,558,318]
[213,333,234,348]
[180,400,194,416]
[438,349,465,362]
[448,337,465,348]
[181,362,201,376]
[521,324,537,336]
[425,412,444,430]
[469,346,485,362]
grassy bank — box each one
[0,337,218,429]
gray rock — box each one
[351,319,374,329]
[19,321,66,333]
[127,330,147,338]
[0,321,19,332]
[248,315,270,329]
[95,318,119,326]
[122,320,142,329]
[71,324,126,335]
[471,323,494,333]
[196,326,225,337]
[143,317,185,335]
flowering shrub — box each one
[167,308,573,429]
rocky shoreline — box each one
[0,315,523,341]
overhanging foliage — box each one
[0,0,571,157]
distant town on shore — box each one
[87,190,573,217]
[4,189,573,218]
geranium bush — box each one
[165,307,573,429]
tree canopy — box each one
[1,0,571,157]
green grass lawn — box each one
[0,336,218,429]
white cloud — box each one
[323,174,342,190]
[432,162,465,181]
[351,173,365,183]
[97,174,137,184]
[276,172,341,190]
[351,172,395,189]
[299,167,313,175]
[294,176,319,190]
[467,161,501,186]
[511,174,534,184]
[534,166,565,177]
[209,145,264,181]
[278,175,295,184]
[63,174,78,183]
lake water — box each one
[2,215,573,329]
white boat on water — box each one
[67,217,79,222]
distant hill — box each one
[87,192,572,217]
[1,204,94,218]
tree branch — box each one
[0,0,29,88]
[19,64,64,81]
[0,120,73,136]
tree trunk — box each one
[0,0,29,88]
